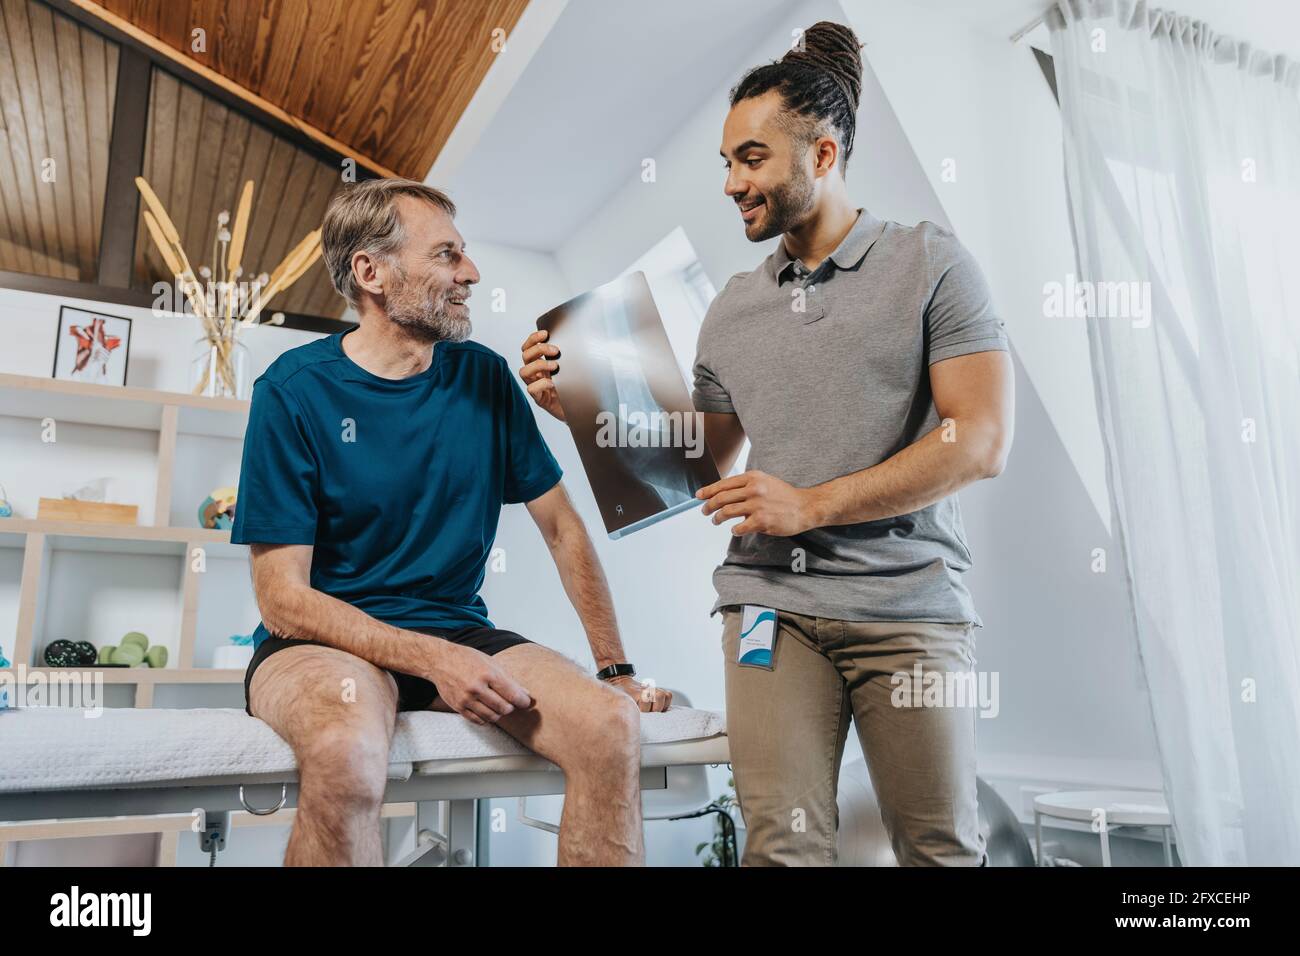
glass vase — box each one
[191,331,250,399]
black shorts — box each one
[243,625,532,718]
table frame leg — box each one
[1034,810,1043,866]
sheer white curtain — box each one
[1048,0,1300,865]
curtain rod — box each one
[1010,6,1051,43]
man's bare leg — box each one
[434,643,644,865]
[249,644,400,866]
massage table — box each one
[0,705,729,866]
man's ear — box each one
[812,135,840,177]
[351,251,385,298]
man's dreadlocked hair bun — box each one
[730,21,865,171]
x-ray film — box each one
[536,271,719,539]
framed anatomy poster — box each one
[52,306,133,387]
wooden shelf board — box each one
[0,372,248,438]
[0,519,243,557]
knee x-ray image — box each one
[536,271,719,539]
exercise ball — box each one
[837,759,898,866]
[978,776,1036,867]
[836,758,1035,866]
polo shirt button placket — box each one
[799,269,824,324]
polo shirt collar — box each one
[768,208,887,283]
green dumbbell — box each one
[97,645,116,664]
[145,646,168,669]
[111,643,145,666]
[121,632,149,652]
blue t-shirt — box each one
[231,329,563,650]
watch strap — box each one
[596,662,636,681]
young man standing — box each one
[521,21,1013,865]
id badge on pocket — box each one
[738,605,777,670]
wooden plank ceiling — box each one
[0,0,118,281]
[135,68,345,318]
[95,0,531,180]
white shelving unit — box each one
[0,371,251,687]
[0,372,256,863]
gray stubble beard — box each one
[385,262,472,344]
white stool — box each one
[1034,789,1173,866]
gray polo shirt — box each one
[691,208,1008,625]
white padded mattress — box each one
[0,706,727,793]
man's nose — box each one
[458,255,481,286]
[724,169,747,199]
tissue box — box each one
[38,498,138,525]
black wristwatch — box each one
[596,662,636,681]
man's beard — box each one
[384,263,472,343]
[746,156,816,242]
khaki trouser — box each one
[720,606,987,866]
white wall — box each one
[841,0,1112,525]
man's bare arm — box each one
[703,411,746,476]
[698,350,1014,535]
[249,543,531,723]
[251,543,428,673]
[523,483,625,670]
[525,481,672,711]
